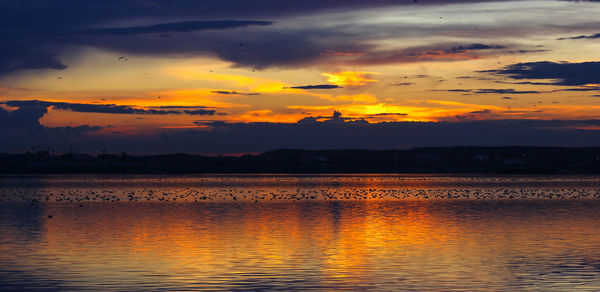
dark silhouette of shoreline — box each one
[2,146,600,174]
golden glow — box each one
[322,71,379,87]
[167,67,258,86]
[4,44,600,133]
[289,102,489,122]
[166,66,293,94]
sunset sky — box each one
[2,0,600,153]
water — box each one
[1,174,600,291]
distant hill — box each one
[1,146,600,174]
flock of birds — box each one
[2,187,600,205]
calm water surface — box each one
[1,174,600,291]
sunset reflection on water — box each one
[1,175,600,290]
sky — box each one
[2,0,600,154]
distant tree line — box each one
[1,147,600,174]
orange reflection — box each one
[6,198,595,290]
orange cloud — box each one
[322,71,378,87]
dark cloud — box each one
[80,20,273,36]
[505,49,550,54]
[502,96,515,99]
[204,31,369,69]
[26,118,600,154]
[0,2,528,74]
[390,82,414,86]
[3,100,180,115]
[345,43,507,66]
[0,48,67,76]
[453,109,501,121]
[0,4,276,75]
[1,101,48,129]
[0,0,515,27]
[285,85,341,89]
[433,89,472,92]
[210,90,260,95]
[366,113,408,116]
[470,109,492,114]
[57,125,104,136]
[0,104,102,152]
[494,80,556,86]
[557,33,600,40]
[2,100,217,116]
[434,89,542,94]
[474,89,542,94]
[484,61,600,86]
[4,107,600,153]
[559,86,600,92]
[450,44,506,51]
[184,109,217,115]
[185,0,518,17]
[0,1,595,75]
